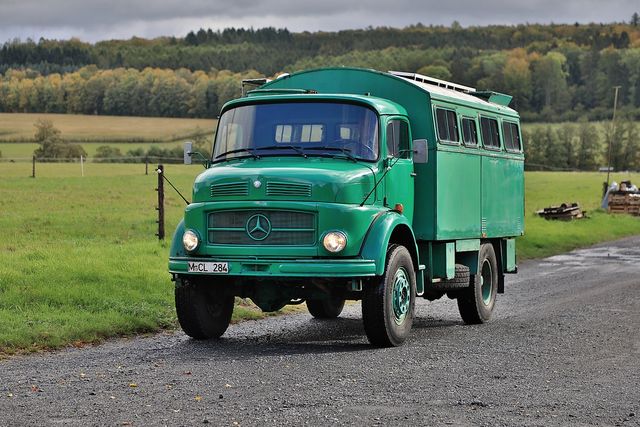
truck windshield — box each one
[213,102,379,162]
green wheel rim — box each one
[392,267,411,325]
[480,259,493,305]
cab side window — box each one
[386,120,410,159]
[435,108,459,143]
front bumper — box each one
[169,257,377,277]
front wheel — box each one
[457,243,498,324]
[362,245,416,347]
[175,278,235,339]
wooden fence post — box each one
[156,164,165,240]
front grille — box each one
[266,181,312,197]
[208,210,316,246]
[211,182,249,197]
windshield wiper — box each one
[214,147,260,160]
[255,145,308,158]
[305,146,358,162]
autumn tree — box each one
[502,49,532,111]
[531,52,570,116]
[32,119,86,161]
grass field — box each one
[1,163,639,354]
[1,150,639,355]
[0,163,299,355]
[0,113,216,143]
[523,171,640,258]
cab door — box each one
[384,117,414,224]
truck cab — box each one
[169,68,524,347]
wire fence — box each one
[0,156,184,163]
[0,156,625,173]
[0,155,197,178]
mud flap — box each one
[501,238,517,273]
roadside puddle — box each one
[541,246,640,268]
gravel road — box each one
[1,237,639,426]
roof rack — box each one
[389,71,476,94]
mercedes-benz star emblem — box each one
[246,214,271,241]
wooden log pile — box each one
[536,202,586,220]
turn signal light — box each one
[394,203,404,214]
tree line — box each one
[0,67,259,118]
[2,22,638,74]
[523,120,639,171]
[2,45,640,122]
[1,20,640,121]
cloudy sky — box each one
[0,0,638,43]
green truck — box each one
[169,67,524,347]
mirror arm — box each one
[188,151,210,168]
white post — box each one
[80,155,84,177]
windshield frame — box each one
[210,100,381,164]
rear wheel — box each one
[457,243,498,324]
[175,278,235,339]
[306,297,345,319]
[362,245,416,347]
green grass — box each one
[519,171,640,258]
[0,164,295,355]
[0,113,216,143]
[0,164,638,355]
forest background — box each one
[1,17,640,170]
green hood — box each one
[193,157,379,204]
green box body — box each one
[169,68,524,297]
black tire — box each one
[306,297,345,319]
[431,264,471,291]
[175,278,235,339]
[457,243,498,324]
[448,264,471,286]
[362,244,416,347]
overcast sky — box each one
[0,0,638,43]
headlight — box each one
[323,231,347,253]
[182,230,200,252]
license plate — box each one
[187,262,229,274]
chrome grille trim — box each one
[208,210,316,246]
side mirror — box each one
[413,139,428,164]
[183,141,193,165]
